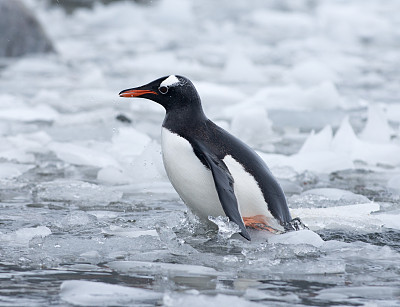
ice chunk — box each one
[102,226,159,238]
[36,180,123,206]
[0,104,59,122]
[108,261,219,277]
[382,103,400,123]
[195,81,245,106]
[97,166,131,185]
[49,142,119,167]
[123,141,166,183]
[302,188,370,203]
[157,226,198,255]
[316,286,399,302]
[110,127,152,159]
[230,107,273,147]
[387,175,400,195]
[268,230,324,247]
[0,149,35,163]
[291,203,382,231]
[332,117,358,153]
[54,211,97,229]
[299,125,333,153]
[60,280,161,306]
[0,163,35,179]
[360,105,392,143]
[239,82,343,111]
[208,216,240,240]
[1,226,51,245]
[249,10,313,41]
[290,60,337,87]
[222,52,264,82]
[164,292,260,307]
[258,151,354,174]
[300,82,343,109]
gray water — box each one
[1,0,400,306]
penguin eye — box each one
[159,86,168,94]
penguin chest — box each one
[161,128,225,219]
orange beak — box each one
[119,89,158,98]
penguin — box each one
[119,75,293,240]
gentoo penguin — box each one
[119,75,293,240]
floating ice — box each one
[97,166,131,185]
[299,125,333,153]
[0,163,35,179]
[230,107,273,148]
[0,105,59,122]
[360,104,392,143]
[290,60,337,87]
[301,188,370,203]
[49,142,119,168]
[237,82,343,112]
[208,216,240,239]
[102,226,159,238]
[54,211,97,229]
[1,226,51,246]
[110,127,152,159]
[60,280,161,306]
[36,180,123,206]
[261,115,400,175]
[268,229,324,248]
[291,202,383,231]
[108,261,219,277]
[387,175,400,195]
[222,52,263,82]
[164,292,261,307]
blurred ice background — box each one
[0,0,400,306]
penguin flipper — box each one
[192,141,251,241]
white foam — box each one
[160,75,180,87]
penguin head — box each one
[119,75,201,111]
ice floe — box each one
[60,280,161,306]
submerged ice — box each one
[0,0,400,306]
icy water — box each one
[1,0,400,306]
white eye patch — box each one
[160,75,180,87]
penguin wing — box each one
[191,141,251,240]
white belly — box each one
[161,128,224,219]
[161,128,274,221]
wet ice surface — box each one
[1,0,400,306]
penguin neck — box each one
[162,103,208,135]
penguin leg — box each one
[192,141,251,241]
[243,215,283,234]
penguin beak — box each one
[119,88,158,98]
